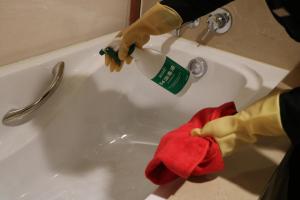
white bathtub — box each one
[0,33,288,200]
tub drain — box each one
[187,57,208,78]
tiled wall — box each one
[0,0,130,66]
[141,0,300,72]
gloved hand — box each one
[191,93,285,156]
[105,2,183,72]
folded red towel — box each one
[145,102,237,185]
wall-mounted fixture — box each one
[207,8,232,34]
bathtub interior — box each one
[0,34,286,200]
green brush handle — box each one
[99,44,136,65]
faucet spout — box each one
[173,18,200,37]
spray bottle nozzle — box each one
[99,44,136,65]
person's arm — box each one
[160,0,233,23]
[280,87,300,145]
[265,0,300,42]
[105,0,233,72]
[105,2,183,72]
[192,87,300,156]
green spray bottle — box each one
[100,45,191,95]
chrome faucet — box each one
[172,8,231,38]
[196,8,232,44]
[173,18,200,37]
[207,8,232,34]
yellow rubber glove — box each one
[191,94,285,156]
[105,2,183,72]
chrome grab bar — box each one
[2,62,64,126]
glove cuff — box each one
[242,93,285,136]
[140,2,183,34]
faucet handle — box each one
[207,8,232,34]
[207,15,219,32]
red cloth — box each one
[145,102,237,185]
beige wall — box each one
[0,0,130,66]
[142,0,300,72]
